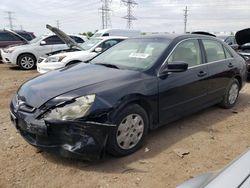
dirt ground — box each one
[1,63,250,188]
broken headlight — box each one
[43,94,95,120]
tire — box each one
[17,54,36,70]
[219,78,240,109]
[107,104,149,157]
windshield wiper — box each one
[95,63,120,69]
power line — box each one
[5,11,15,30]
[121,0,137,29]
[99,0,112,29]
[184,6,188,33]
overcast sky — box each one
[0,0,249,35]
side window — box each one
[224,46,233,59]
[44,35,64,45]
[168,39,202,67]
[70,36,84,43]
[0,32,21,41]
[103,33,109,37]
[203,40,225,62]
[100,39,120,50]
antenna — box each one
[99,0,112,29]
[121,0,137,29]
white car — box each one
[92,29,141,38]
[37,36,126,74]
[1,24,87,70]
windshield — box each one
[80,38,102,50]
[91,38,171,71]
[29,35,45,44]
[92,32,102,38]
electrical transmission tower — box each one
[56,20,60,29]
[121,0,137,29]
[99,0,112,29]
[183,6,188,33]
[5,11,15,30]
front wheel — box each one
[219,78,240,109]
[107,104,149,157]
[17,54,36,70]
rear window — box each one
[202,40,225,62]
[0,32,21,41]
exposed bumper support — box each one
[10,111,115,160]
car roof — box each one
[0,30,33,34]
[130,34,219,41]
[95,36,128,40]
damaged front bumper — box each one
[10,110,115,160]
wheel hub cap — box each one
[228,83,239,104]
[116,114,144,150]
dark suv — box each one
[0,30,35,61]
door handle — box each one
[197,71,207,77]
[228,63,234,68]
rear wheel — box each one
[107,104,148,157]
[18,54,36,70]
[219,78,240,108]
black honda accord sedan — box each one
[10,34,247,160]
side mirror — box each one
[40,41,46,45]
[160,61,188,75]
[94,47,103,53]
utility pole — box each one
[20,25,23,30]
[121,0,137,29]
[5,11,15,30]
[56,20,60,29]
[184,6,188,33]
[99,0,112,29]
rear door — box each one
[158,39,209,125]
[201,39,236,101]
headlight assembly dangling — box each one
[43,94,95,121]
[46,55,66,62]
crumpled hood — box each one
[235,28,250,46]
[17,63,139,108]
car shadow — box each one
[41,92,250,173]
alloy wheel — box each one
[20,56,35,69]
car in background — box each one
[92,29,140,38]
[177,149,250,188]
[235,28,250,78]
[0,29,35,61]
[1,24,87,70]
[37,36,126,73]
[217,35,239,50]
[10,34,246,160]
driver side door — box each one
[158,39,209,126]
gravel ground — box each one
[1,63,250,188]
